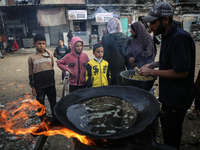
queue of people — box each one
[26,2,199,150]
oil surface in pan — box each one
[66,96,137,136]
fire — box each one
[0,94,95,146]
[8,81,17,86]
[18,84,26,88]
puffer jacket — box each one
[57,37,89,86]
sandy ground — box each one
[0,44,200,150]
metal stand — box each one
[34,135,48,150]
[32,119,61,150]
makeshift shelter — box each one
[87,6,120,41]
[87,6,120,20]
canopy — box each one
[87,6,120,20]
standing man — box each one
[67,30,73,46]
[58,30,63,41]
[140,2,198,149]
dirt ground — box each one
[0,44,200,150]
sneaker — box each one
[188,109,200,120]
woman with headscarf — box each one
[101,18,128,85]
[125,22,155,70]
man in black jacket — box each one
[140,2,198,149]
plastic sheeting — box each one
[37,7,67,27]
[41,0,85,4]
[88,7,120,20]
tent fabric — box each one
[87,6,120,20]
[41,0,85,4]
[87,7,108,19]
[37,7,67,27]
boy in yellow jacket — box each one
[86,43,111,87]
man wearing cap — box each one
[140,2,198,149]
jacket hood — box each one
[109,32,128,45]
[13,41,17,44]
[107,18,122,34]
[71,37,84,56]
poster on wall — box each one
[68,10,87,20]
[95,13,113,22]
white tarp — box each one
[88,7,120,20]
[41,0,84,4]
[37,7,67,27]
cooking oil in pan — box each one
[66,96,137,136]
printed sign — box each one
[68,10,87,20]
[95,13,113,22]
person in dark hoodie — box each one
[57,37,89,93]
[101,18,128,85]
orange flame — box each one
[8,81,17,86]
[18,84,26,88]
[0,94,95,146]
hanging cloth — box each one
[37,7,66,26]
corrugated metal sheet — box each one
[41,0,85,4]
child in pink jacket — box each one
[57,37,89,93]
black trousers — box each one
[160,104,187,150]
[35,86,57,120]
[194,69,200,110]
[69,84,86,93]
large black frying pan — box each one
[54,85,160,140]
